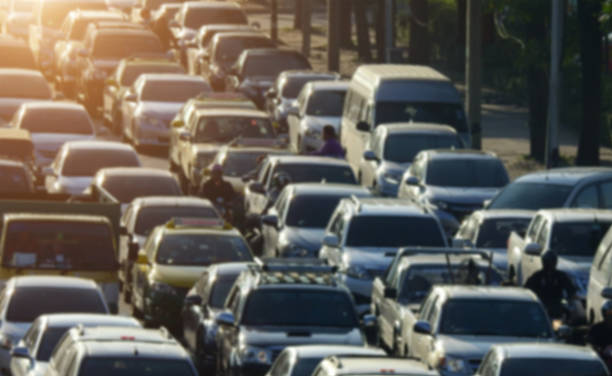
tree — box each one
[409,0,430,64]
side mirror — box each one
[10,347,30,360]
[405,176,420,186]
[128,242,140,262]
[78,48,89,57]
[384,286,397,299]
[363,150,378,161]
[322,234,340,248]
[171,119,184,128]
[261,214,278,228]
[136,252,148,265]
[413,320,432,335]
[125,93,137,102]
[216,311,235,326]
[524,242,542,256]
[601,287,612,299]
[184,294,202,306]
[356,121,370,132]
[247,181,265,194]
[179,131,191,142]
[361,314,376,328]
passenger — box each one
[311,125,345,159]
[199,164,235,204]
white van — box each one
[340,64,469,174]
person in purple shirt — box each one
[311,125,345,158]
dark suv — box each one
[215,264,366,376]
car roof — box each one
[97,167,174,178]
[0,128,30,140]
[95,28,156,37]
[63,140,136,152]
[279,70,337,80]
[211,262,255,276]
[354,64,451,83]
[344,197,430,216]
[470,209,535,221]
[399,253,491,267]
[215,31,268,40]
[288,183,371,197]
[223,146,287,154]
[0,68,45,78]
[9,276,99,289]
[0,36,30,48]
[325,356,435,375]
[130,196,213,208]
[3,213,111,225]
[139,73,207,83]
[195,108,269,118]
[267,155,351,167]
[184,1,241,9]
[496,343,601,360]
[122,57,180,67]
[159,225,241,237]
[0,158,27,169]
[421,149,498,160]
[68,326,176,344]
[434,285,539,302]
[535,208,612,223]
[67,10,124,19]
[243,48,304,58]
[21,101,87,111]
[80,341,190,359]
[305,80,350,92]
[514,167,612,186]
[378,122,458,135]
[40,314,140,328]
[289,345,385,358]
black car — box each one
[215,263,366,376]
[226,49,311,109]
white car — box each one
[11,102,95,169]
[45,140,141,195]
[287,80,348,153]
[10,313,140,376]
[0,69,53,124]
[121,73,211,147]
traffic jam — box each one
[0,0,609,375]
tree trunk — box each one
[375,0,385,62]
[354,0,372,61]
[576,0,602,165]
[294,0,303,29]
[409,0,429,64]
[528,66,548,162]
[339,1,352,47]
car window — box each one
[572,184,600,208]
[600,181,612,208]
[535,220,549,249]
[64,348,80,376]
[418,292,436,320]
[23,321,40,353]
[478,352,497,376]
[526,215,542,240]
[269,351,291,376]
[425,296,440,325]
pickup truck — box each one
[507,209,612,303]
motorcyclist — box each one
[587,301,612,358]
[524,250,577,319]
[199,164,235,204]
[310,125,345,159]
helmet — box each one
[273,172,291,189]
[211,164,223,175]
[541,250,558,271]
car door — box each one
[378,263,403,350]
[218,287,240,371]
[521,219,549,284]
[318,209,347,266]
[183,272,208,350]
[11,322,40,376]
[398,155,426,201]
[249,161,273,216]
[359,130,383,188]
[589,238,612,323]
[262,190,288,257]
[288,88,306,152]
[410,293,438,360]
[132,231,156,310]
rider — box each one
[199,164,235,204]
[587,301,612,356]
[524,250,577,319]
[311,125,345,159]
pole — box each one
[270,0,278,43]
[385,0,393,62]
[546,0,562,168]
[327,0,340,72]
[465,0,482,149]
[302,0,311,57]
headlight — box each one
[345,265,370,280]
[441,356,467,373]
[239,345,272,364]
[149,282,177,296]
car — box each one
[102,56,185,131]
[45,140,140,195]
[267,71,340,131]
[371,249,503,356]
[0,276,109,374]
[10,102,96,171]
[10,313,140,376]
[398,149,509,237]
[206,31,275,91]
[265,346,385,376]
[0,36,36,69]
[169,1,248,64]
[487,167,612,210]
[119,196,220,299]
[181,262,255,373]
[313,356,438,376]
[130,218,254,330]
[45,327,197,376]
[4,0,34,39]
[75,25,165,111]
[0,159,35,197]
[0,129,36,183]
[226,49,312,109]
[358,123,465,197]
[54,10,127,96]
[0,69,53,124]
[287,80,348,153]
[318,197,447,313]
[244,155,358,218]
[453,209,533,274]
[341,64,470,175]
[186,24,254,75]
[215,266,365,376]
[407,286,555,375]
[120,73,211,147]
[261,183,371,258]
[89,167,181,211]
[474,343,609,376]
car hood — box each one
[343,247,398,270]
[31,133,95,153]
[151,264,207,288]
[303,115,342,132]
[426,186,500,205]
[284,227,326,251]
[0,99,49,121]
[242,326,364,347]
[437,334,552,359]
[139,102,183,122]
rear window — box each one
[0,46,35,69]
[18,108,93,135]
[141,80,210,102]
[213,36,275,68]
[3,221,117,271]
[134,206,219,235]
[156,234,252,266]
[488,182,573,210]
[120,64,185,86]
[476,218,531,248]
[305,90,346,117]
[346,215,445,248]
[7,287,107,322]
[243,53,311,78]
[0,75,51,99]
[274,164,356,185]
[61,149,140,177]
[499,358,607,376]
[286,194,352,228]
[0,165,31,194]
[92,34,162,59]
[384,134,463,164]
[425,158,509,188]
[79,358,196,376]
[101,175,181,203]
[194,116,275,143]
[184,8,247,29]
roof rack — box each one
[254,257,336,272]
[259,270,337,286]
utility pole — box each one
[546,0,562,168]
[385,0,393,62]
[302,0,311,57]
[270,0,278,43]
[327,0,340,71]
[465,0,482,149]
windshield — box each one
[3,221,117,270]
[384,134,463,163]
[79,358,195,376]
[156,234,252,266]
[549,221,612,257]
[209,275,240,308]
[0,46,36,69]
[120,64,184,86]
[41,1,107,29]
[282,77,329,99]
[101,175,181,203]
[291,359,325,376]
[184,8,247,29]
[0,140,33,160]
[375,102,468,133]
[498,358,607,376]
[69,17,120,40]
[61,149,140,177]
[141,80,209,102]
[18,108,93,135]
[223,152,269,177]
[0,75,51,99]
[194,116,275,143]
[346,216,445,248]
[243,54,310,78]
[305,90,346,117]
[425,159,509,188]
[37,327,70,361]
[488,182,573,210]
[0,166,31,194]
[476,218,531,248]
[274,165,356,185]
[214,37,274,67]
[92,34,162,59]
[134,206,218,235]
[439,299,551,337]
[242,289,358,327]
[286,195,349,228]
[7,287,107,322]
